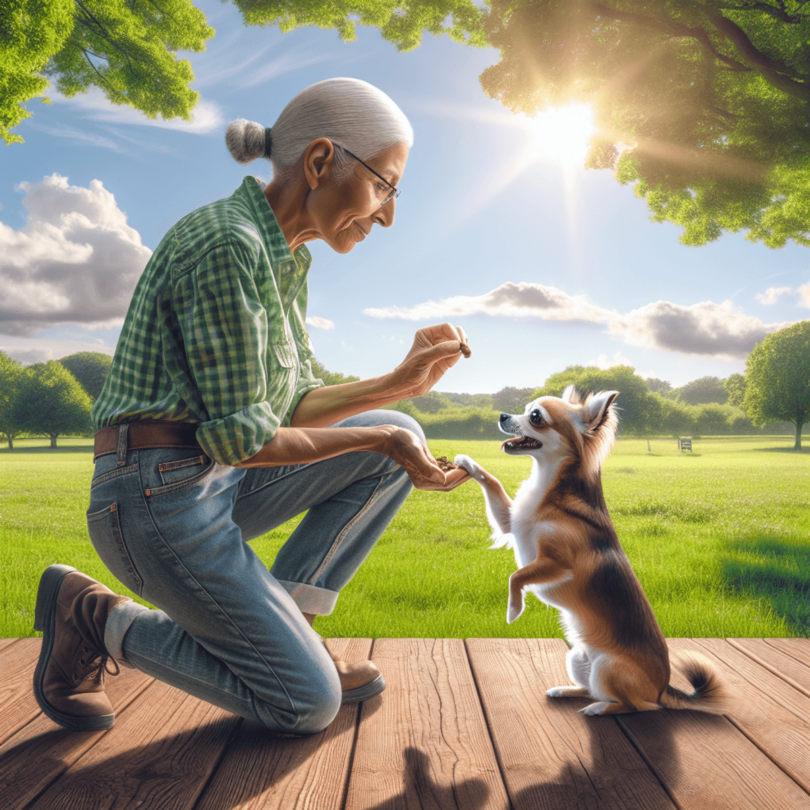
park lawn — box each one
[1,435,808,640]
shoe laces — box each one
[76,644,121,683]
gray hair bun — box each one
[225,118,268,164]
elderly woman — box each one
[32,78,471,737]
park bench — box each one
[1,635,809,809]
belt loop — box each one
[116,424,129,467]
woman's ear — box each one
[302,138,336,191]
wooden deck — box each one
[2,637,810,809]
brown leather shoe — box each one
[33,565,130,731]
[321,639,386,704]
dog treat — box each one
[434,456,458,472]
[459,340,472,359]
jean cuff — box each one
[276,580,339,616]
[104,599,150,667]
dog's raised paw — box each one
[453,454,480,477]
[546,687,566,698]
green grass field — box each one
[1,436,808,640]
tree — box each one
[534,364,663,437]
[480,0,810,247]
[645,377,672,395]
[2,0,214,145]
[672,376,729,405]
[744,320,810,450]
[411,391,453,413]
[0,0,74,144]
[492,385,538,414]
[724,372,747,408]
[0,351,26,448]
[59,351,112,400]
[658,396,696,438]
[12,361,92,447]
[310,358,360,387]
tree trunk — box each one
[7,437,12,450]
[795,421,802,451]
[50,435,58,449]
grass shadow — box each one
[749,445,810,455]
[722,536,810,636]
[0,444,94,454]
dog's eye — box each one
[529,409,544,426]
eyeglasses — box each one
[342,147,400,207]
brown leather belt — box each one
[93,421,202,461]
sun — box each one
[528,105,595,165]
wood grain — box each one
[28,679,239,810]
[0,638,19,653]
[689,638,810,794]
[195,638,369,810]
[613,639,810,810]
[346,638,510,810]
[0,661,153,810]
[0,639,44,746]
[468,637,677,810]
[727,638,810,700]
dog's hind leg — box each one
[547,645,592,698]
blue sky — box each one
[1,0,808,394]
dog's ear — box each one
[562,384,579,404]
[586,390,619,431]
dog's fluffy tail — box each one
[658,651,730,714]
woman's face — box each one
[309,141,409,254]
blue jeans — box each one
[86,410,423,735]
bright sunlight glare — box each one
[529,105,595,166]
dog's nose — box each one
[499,413,511,424]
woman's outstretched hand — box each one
[379,425,472,491]
[386,323,470,400]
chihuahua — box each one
[454,386,728,716]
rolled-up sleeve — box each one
[174,240,281,465]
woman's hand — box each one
[379,425,472,491]
[386,323,470,400]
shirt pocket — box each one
[267,339,299,420]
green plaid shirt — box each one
[93,176,324,466]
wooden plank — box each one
[346,638,510,810]
[0,639,44,745]
[687,638,810,795]
[28,679,240,810]
[195,638,370,810]
[0,638,20,653]
[0,664,154,810]
[467,637,677,810]
[613,639,810,810]
[727,638,810,699]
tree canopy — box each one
[671,375,729,405]
[2,0,214,144]
[12,360,93,447]
[59,351,112,400]
[481,0,810,247]
[743,320,810,449]
[0,350,26,448]
[533,364,663,435]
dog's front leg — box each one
[454,454,512,535]
[507,558,572,624]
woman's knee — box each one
[257,653,342,735]
[360,409,427,445]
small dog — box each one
[454,386,728,716]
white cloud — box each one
[27,122,127,153]
[0,175,151,335]
[609,300,786,361]
[306,315,335,330]
[756,286,794,305]
[0,336,115,366]
[363,281,610,323]
[364,282,787,361]
[592,352,633,370]
[797,282,810,308]
[49,86,225,134]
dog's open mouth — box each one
[500,435,543,451]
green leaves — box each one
[2,0,215,144]
[480,0,810,247]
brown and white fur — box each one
[454,386,729,716]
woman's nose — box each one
[377,197,395,228]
